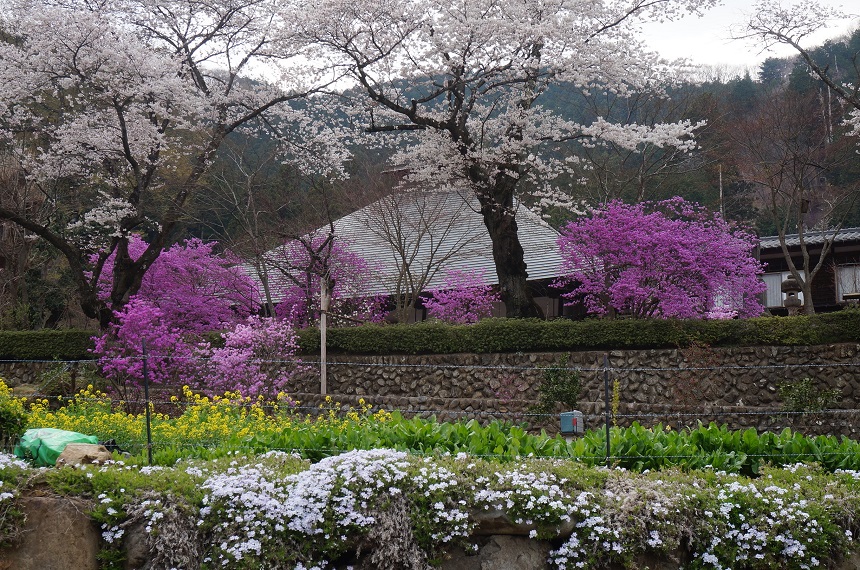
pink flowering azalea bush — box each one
[423,269,501,324]
[92,298,202,393]
[203,316,306,399]
[95,236,258,323]
[272,234,386,327]
[554,198,766,319]
[93,238,256,396]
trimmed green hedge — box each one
[2,311,860,360]
[297,311,860,355]
[0,329,95,360]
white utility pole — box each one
[319,277,331,395]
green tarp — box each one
[13,428,99,467]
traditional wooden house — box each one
[759,228,860,314]
[253,191,566,321]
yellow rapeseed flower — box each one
[23,383,391,452]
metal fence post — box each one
[603,353,611,466]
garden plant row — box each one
[6,382,860,475]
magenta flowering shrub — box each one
[91,299,202,393]
[272,235,386,327]
[96,236,258,319]
[203,317,306,398]
[555,198,766,319]
[423,269,501,324]
[92,237,261,398]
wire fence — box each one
[2,350,860,466]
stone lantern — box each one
[781,276,802,316]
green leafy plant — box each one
[529,354,581,416]
[20,382,860,474]
[778,377,841,413]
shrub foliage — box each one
[1,449,859,570]
[0,330,94,360]
[2,312,860,360]
[298,312,860,355]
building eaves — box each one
[759,228,860,250]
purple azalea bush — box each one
[204,316,307,399]
[555,198,766,319]
[93,237,307,399]
[424,269,501,324]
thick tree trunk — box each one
[77,287,111,329]
[476,179,543,319]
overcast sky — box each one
[639,0,859,73]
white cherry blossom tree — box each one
[291,0,715,317]
[0,0,342,327]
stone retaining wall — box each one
[291,343,860,436]
[0,361,54,387]
[293,344,860,405]
[4,343,860,435]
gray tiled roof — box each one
[252,191,563,300]
[759,228,860,250]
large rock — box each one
[56,444,113,467]
[441,536,551,570]
[840,552,860,570]
[0,496,99,570]
[471,508,573,538]
[123,520,151,570]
